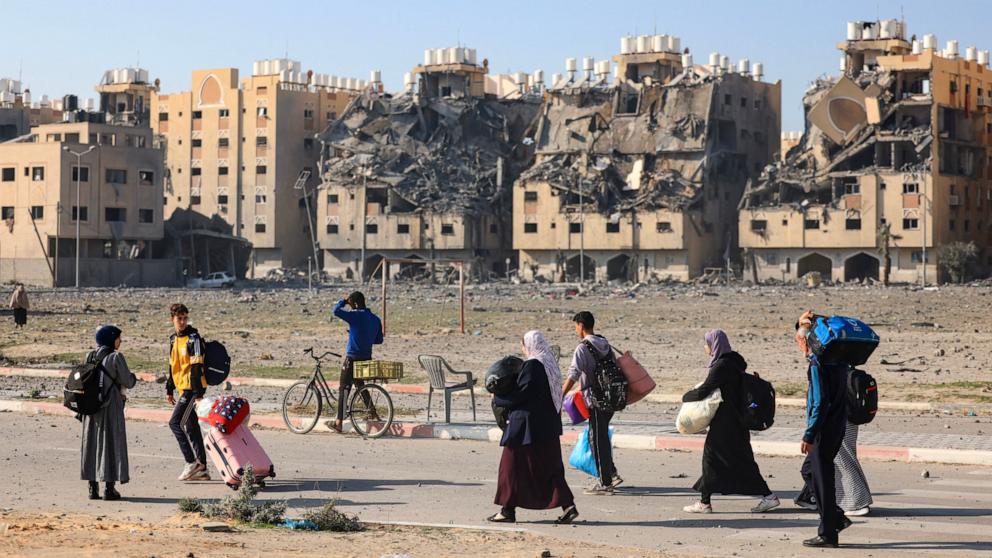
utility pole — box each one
[921,190,927,287]
[63,145,95,289]
[360,170,367,282]
[579,180,585,284]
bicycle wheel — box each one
[349,383,394,438]
[282,380,322,434]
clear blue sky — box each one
[3,0,990,130]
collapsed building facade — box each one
[317,49,541,280]
[740,20,992,283]
[514,37,781,282]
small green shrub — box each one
[178,497,203,514]
[302,501,364,532]
[197,465,287,526]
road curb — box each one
[3,398,988,467]
[0,366,942,412]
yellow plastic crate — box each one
[353,360,404,380]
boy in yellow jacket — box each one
[165,303,209,481]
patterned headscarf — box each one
[523,330,563,412]
[705,329,733,367]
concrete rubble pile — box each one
[742,68,933,210]
[523,76,728,214]
[320,92,542,215]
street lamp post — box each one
[63,145,95,289]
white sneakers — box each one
[845,506,870,517]
[178,461,210,481]
[682,495,779,514]
[751,495,781,513]
[683,501,713,513]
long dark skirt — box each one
[692,410,770,497]
[13,308,27,326]
[495,438,574,510]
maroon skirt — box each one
[494,437,574,510]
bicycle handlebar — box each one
[303,347,341,361]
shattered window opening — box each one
[441,224,454,235]
[366,223,378,234]
[804,218,820,230]
[903,183,918,194]
[903,218,919,230]
[397,223,410,234]
[750,219,767,232]
[326,224,339,234]
[190,195,201,205]
[327,194,338,204]
[524,223,537,234]
[606,222,620,233]
[656,222,672,233]
[255,223,266,233]
[569,223,582,234]
[524,191,538,201]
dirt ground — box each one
[2,282,991,403]
[0,511,670,558]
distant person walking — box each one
[682,329,780,514]
[9,283,28,329]
[80,325,137,500]
[165,303,210,482]
[795,311,852,548]
[489,330,578,524]
[330,291,383,433]
[562,311,622,495]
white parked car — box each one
[191,271,236,288]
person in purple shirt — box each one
[330,291,383,432]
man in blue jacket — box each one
[331,291,383,432]
[796,312,852,548]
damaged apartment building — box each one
[741,20,992,283]
[317,48,541,280]
[515,35,781,282]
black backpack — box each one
[203,340,231,386]
[847,368,878,425]
[739,372,776,431]
[63,352,110,415]
[582,339,628,412]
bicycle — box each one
[281,347,395,438]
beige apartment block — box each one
[1,79,64,141]
[741,20,992,283]
[0,121,167,286]
[515,37,781,282]
[152,60,359,276]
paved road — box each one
[4,412,991,557]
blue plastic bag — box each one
[568,426,614,478]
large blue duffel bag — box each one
[808,316,880,366]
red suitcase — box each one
[204,423,275,489]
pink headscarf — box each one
[523,330,563,412]
[705,329,733,367]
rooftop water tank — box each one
[966,47,978,62]
[582,57,594,72]
[847,21,861,41]
[720,55,730,71]
[533,69,544,84]
[840,56,847,71]
[636,35,649,53]
[370,70,382,83]
[738,58,750,74]
[753,62,763,81]
[652,35,665,53]
[620,37,634,54]
[923,34,937,51]
[565,58,577,72]
[669,36,680,53]
[424,49,432,66]
[467,48,477,65]
[912,40,921,55]
[980,50,990,67]
[946,40,959,58]
[709,52,720,67]
[862,23,877,40]
[682,53,693,69]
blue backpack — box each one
[808,316,880,366]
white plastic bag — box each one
[195,395,219,421]
[676,384,722,434]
